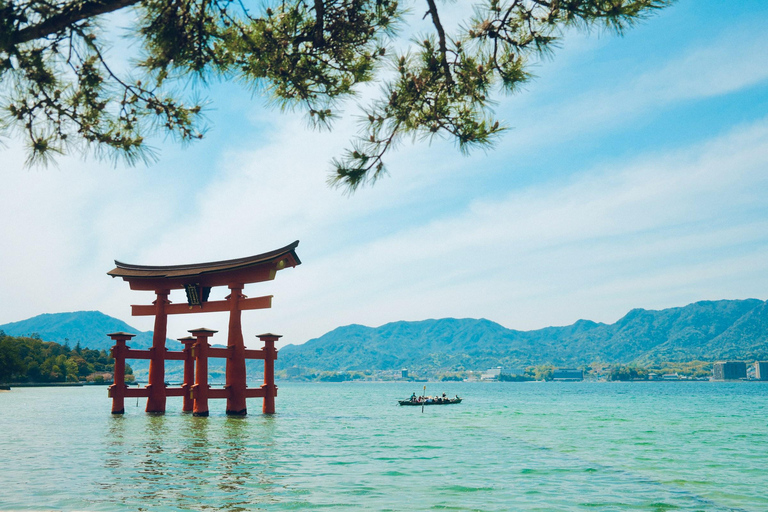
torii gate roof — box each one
[108,240,301,290]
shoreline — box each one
[0,382,85,388]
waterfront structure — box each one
[401,369,409,379]
[107,241,301,415]
[712,361,747,381]
[480,367,525,380]
[755,361,768,381]
[552,368,584,381]
[481,367,502,380]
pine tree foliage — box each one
[0,0,671,189]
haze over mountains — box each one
[2,299,767,372]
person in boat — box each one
[410,392,417,402]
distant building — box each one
[401,368,408,379]
[712,361,747,381]
[480,367,525,380]
[552,368,583,381]
[755,362,768,381]
[661,373,680,381]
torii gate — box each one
[106,241,300,416]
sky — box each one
[2,0,768,349]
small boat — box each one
[398,396,462,406]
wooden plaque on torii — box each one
[106,240,300,416]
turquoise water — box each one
[0,382,766,511]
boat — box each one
[398,396,462,406]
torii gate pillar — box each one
[191,328,216,417]
[179,336,196,412]
[146,290,169,413]
[108,332,135,414]
[226,284,247,415]
[258,333,281,414]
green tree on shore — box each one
[532,364,554,381]
[0,333,132,383]
[609,365,648,381]
[1,0,671,189]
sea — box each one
[0,381,766,511]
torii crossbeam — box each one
[106,241,300,416]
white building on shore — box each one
[480,367,525,380]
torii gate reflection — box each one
[106,241,300,416]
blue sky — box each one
[2,0,768,348]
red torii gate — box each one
[106,241,300,416]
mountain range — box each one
[277,299,768,371]
[0,311,182,351]
[0,311,182,380]
[2,299,767,373]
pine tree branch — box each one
[424,0,453,86]
[314,0,325,48]
[11,0,142,46]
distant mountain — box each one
[278,299,768,371]
[4,299,767,375]
[560,299,768,364]
[0,311,249,381]
[0,311,181,351]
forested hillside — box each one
[0,333,132,383]
[278,300,768,371]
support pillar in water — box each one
[258,333,280,414]
[225,284,247,416]
[191,328,216,417]
[179,336,196,413]
[146,290,169,413]
[108,332,135,414]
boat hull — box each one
[398,398,462,406]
